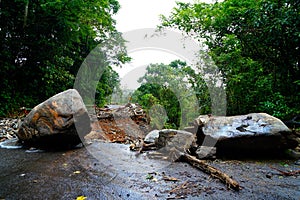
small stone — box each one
[266,173,272,179]
[13,124,18,129]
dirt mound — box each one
[87,103,150,143]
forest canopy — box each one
[1,0,299,122]
[0,0,129,116]
[159,0,300,120]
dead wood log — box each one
[180,153,241,191]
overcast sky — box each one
[112,0,216,90]
[114,0,216,32]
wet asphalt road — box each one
[0,142,299,200]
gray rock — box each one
[0,118,20,140]
[195,113,298,155]
[196,146,216,159]
[17,89,91,149]
[144,129,160,143]
[148,129,196,161]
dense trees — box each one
[0,0,127,116]
[132,60,208,129]
[160,0,300,119]
[1,0,299,121]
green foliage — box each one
[95,66,120,107]
[132,83,180,129]
[0,0,126,116]
[258,92,296,119]
[160,0,300,119]
[132,61,210,129]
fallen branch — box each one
[180,153,241,191]
[169,181,188,194]
[130,131,241,191]
[269,166,300,176]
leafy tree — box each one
[0,0,128,116]
[96,66,120,107]
[160,0,300,119]
[132,61,209,129]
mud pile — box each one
[87,103,150,143]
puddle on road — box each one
[0,138,22,149]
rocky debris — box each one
[95,103,146,120]
[143,129,217,160]
[138,129,196,161]
[17,89,91,149]
[154,129,196,151]
[88,103,150,143]
[0,118,20,142]
[195,113,298,157]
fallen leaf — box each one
[76,196,87,200]
[146,174,153,180]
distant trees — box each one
[132,60,209,129]
[160,0,300,119]
[0,0,128,116]
[1,0,299,121]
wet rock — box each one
[196,146,216,159]
[0,138,22,149]
[151,129,196,161]
[144,129,160,143]
[144,129,196,149]
[195,113,298,156]
[0,118,20,140]
[17,89,91,149]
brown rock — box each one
[17,89,91,149]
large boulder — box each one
[17,89,91,149]
[195,113,298,157]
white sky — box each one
[112,0,216,89]
[114,0,216,32]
